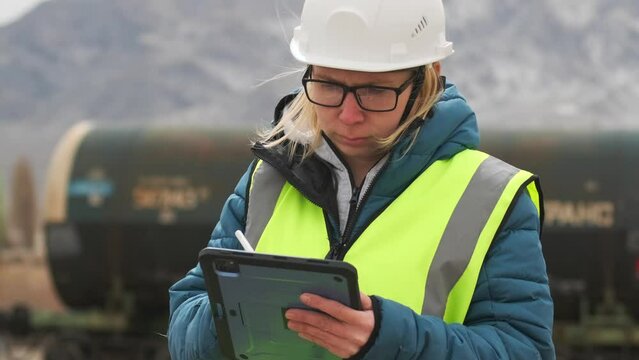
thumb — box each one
[360,292,373,311]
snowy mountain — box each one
[1,0,637,128]
[0,0,303,126]
[445,0,639,129]
[0,0,637,194]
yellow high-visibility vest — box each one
[245,149,541,323]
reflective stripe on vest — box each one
[245,150,541,323]
[245,159,286,251]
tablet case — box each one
[199,247,361,360]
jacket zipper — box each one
[321,135,397,260]
[332,159,391,260]
[320,136,362,259]
[332,122,427,259]
[328,184,360,259]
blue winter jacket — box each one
[168,83,556,359]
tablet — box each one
[198,247,361,360]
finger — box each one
[300,293,361,323]
[286,309,344,336]
[299,331,354,358]
[360,292,372,311]
[294,323,358,358]
[288,314,370,349]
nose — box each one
[338,92,365,124]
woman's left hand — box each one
[285,292,375,358]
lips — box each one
[339,135,368,146]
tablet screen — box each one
[199,248,360,360]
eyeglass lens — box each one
[305,81,398,111]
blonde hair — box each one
[258,64,443,160]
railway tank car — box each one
[38,123,639,357]
[481,129,639,351]
[43,122,254,325]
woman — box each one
[168,0,555,358]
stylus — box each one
[234,230,255,252]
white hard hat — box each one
[290,0,454,72]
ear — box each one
[432,62,442,76]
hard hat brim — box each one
[290,40,454,73]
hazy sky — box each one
[0,0,48,26]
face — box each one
[311,66,414,168]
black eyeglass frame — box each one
[301,68,418,112]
